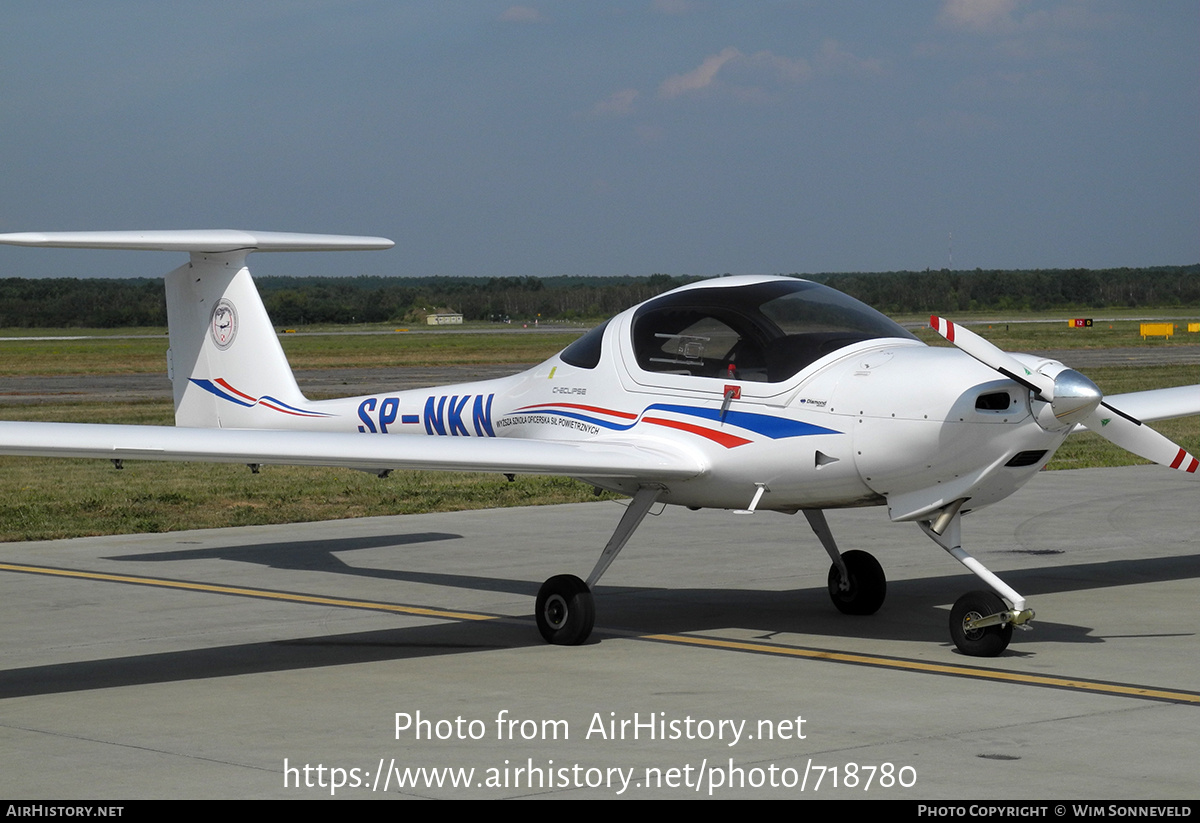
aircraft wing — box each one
[0,230,394,252]
[1104,385,1200,423]
[0,421,707,481]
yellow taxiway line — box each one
[641,634,1200,705]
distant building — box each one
[426,313,463,326]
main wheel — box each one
[949,590,1013,657]
[535,574,595,645]
[827,550,886,615]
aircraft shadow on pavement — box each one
[3,549,1196,699]
[105,531,539,597]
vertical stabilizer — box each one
[166,251,308,428]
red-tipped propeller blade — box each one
[929,316,1054,400]
[1082,403,1199,475]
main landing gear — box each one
[804,510,887,616]
[807,504,1032,657]
[535,493,1032,657]
[534,487,662,645]
[535,574,594,645]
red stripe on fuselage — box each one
[642,416,752,448]
[516,402,638,420]
[214,378,256,402]
[257,400,319,417]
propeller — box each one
[930,316,1197,476]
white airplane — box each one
[0,230,1196,656]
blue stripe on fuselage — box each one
[510,402,839,439]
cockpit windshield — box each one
[631,279,917,383]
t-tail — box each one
[0,231,393,428]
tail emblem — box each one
[210,299,238,350]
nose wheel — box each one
[917,504,1033,657]
[949,590,1014,656]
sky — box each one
[1,1,1196,281]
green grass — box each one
[912,318,1200,351]
[0,458,609,542]
[0,329,579,376]
[0,336,171,376]
[0,399,174,425]
[279,330,577,369]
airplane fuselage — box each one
[198,290,1068,522]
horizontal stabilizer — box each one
[0,230,393,253]
[0,422,708,481]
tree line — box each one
[0,266,1195,328]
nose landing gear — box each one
[921,501,1034,656]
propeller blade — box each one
[1082,403,1199,476]
[929,316,1054,399]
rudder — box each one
[166,250,309,428]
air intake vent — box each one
[1006,450,1047,467]
[975,391,1011,411]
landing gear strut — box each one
[920,499,1033,657]
[534,487,662,645]
[804,510,887,616]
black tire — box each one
[535,574,595,645]
[949,590,1013,657]
[827,550,886,615]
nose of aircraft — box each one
[930,314,1198,477]
[1037,368,1102,430]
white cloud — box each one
[811,39,883,76]
[590,88,640,117]
[937,0,1112,40]
[658,47,742,98]
[937,0,1025,33]
[742,50,812,84]
[500,6,547,24]
[657,43,876,102]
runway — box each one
[0,466,1197,799]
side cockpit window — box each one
[632,309,767,381]
[631,279,916,383]
[559,319,610,369]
